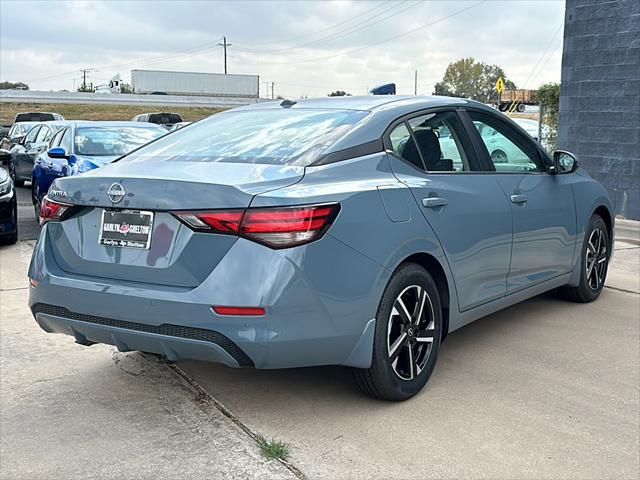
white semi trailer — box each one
[131,69,259,98]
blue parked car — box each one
[32,121,166,217]
[28,96,613,401]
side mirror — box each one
[67,154,77,166]
[553,150,578,174]
[47,147,69,159]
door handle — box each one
[422,197,448,208]
[510,194,528,204]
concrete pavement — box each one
[0,242,297,480]
[1,221,638,479]
[178,230,640,479]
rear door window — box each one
[407,112,476,172]
[24,126,41,144]
[389,123,424,170]
[59,129,72,152]
[35,126,50,144]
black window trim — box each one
[458,107,554,175]
[382,107,484,175]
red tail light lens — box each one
[39,197,73,225]
[173,203,340,249]
[241,204,340,248]
[174,211,243,233]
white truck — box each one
[131,69,259,98]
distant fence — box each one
[0,89,265,108]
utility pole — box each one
[271,82,274,99]
[81,69,88,91]
[218,36,231,74]
[414,70,417,95]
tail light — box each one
[173,203,340,249]
[39,197,73,225]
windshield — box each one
[120,109,368,166]
[75,127,165,156]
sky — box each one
[0,0,566,98]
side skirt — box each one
[449,273,572,332]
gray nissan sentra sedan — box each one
[28,96,613,401]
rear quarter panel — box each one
[251,153,458,335]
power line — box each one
[233,0,395,47]
[256,0,487,65]
[234,1,419,54]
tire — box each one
[0,204,18,245]
[32,178,42,221]
[491,149,508,163]
[351,263,442,401]
[560,214,609,303]
[517,103,526,112]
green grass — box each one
[257,435,290,461]
[0,102,226,125]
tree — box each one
[120,82,133,94]
[328,90,351,97]
[537,82,560,150]
[0,81,29,90]
[433,58,516,103]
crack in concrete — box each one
[605,285,639,295]
[165,360,307,480]
[0,286,29,292]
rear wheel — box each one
[351,263,442,401]
[32,178,42,221]
[561,214,609,302]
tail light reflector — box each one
[39,197,73,225]
[212,306,265,316]
[173,203,340,249]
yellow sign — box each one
[496,77,505,95]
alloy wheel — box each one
[585,228,607,290]
[387,285,436,381]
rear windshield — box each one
[120,109,368,166]
[15,113,55,122]
[148,114,183,125]
[75,127,165,156]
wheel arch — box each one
[594,204,612,240]
[400,252,450,341]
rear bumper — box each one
[33,304,248,367]
[28,225,387,369]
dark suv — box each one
[14,112,64,122]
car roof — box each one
[236,95,478,113]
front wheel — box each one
[8,160,24,187]
[351,263,442,401]
[560,214,610,302]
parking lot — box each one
[1,180,638,478]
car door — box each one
[13,125,40,174]
[463,109,576,293]
[39,128,72,195]
[385,110,513,312]
[18,125,50,179]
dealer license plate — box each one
[99,209,154,250]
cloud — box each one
[0,0,565,96]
